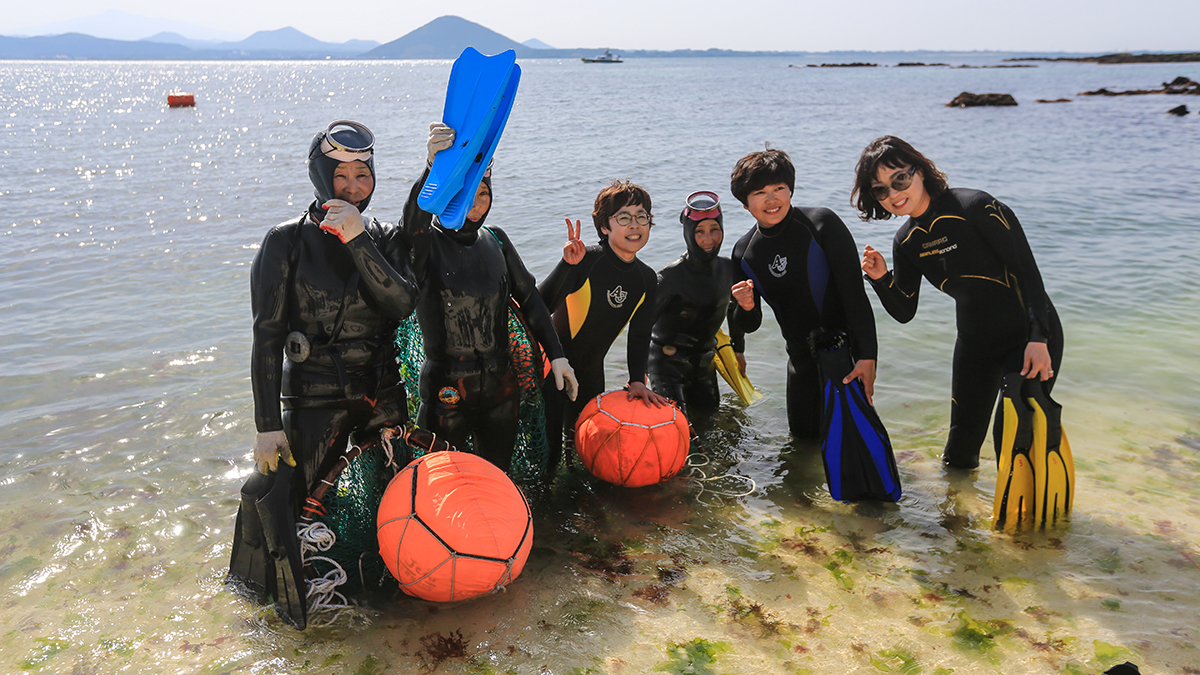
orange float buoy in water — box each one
[167,92,195,107]
[376,451,532,602]
[574,390,690,487]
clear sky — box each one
[4,0,1197,53]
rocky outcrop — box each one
[1036,98,1072,103]
[1167,105,1190,116]
[946,92,1018,107]
[1079,77,1199,96]
[1006,52,1200,64]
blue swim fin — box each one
[809,329,902,502]
[419,48,520,229]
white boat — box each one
[581,49,623,63]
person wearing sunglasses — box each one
[231,120,420,625]
[538,180,671,475]
[647,190,745,420]
[728,149,879,441]
[398,123,576,474]
[852,135,1062,469]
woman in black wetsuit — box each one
[648,191,744,419]
[230,120,419,617]
[852,136,1062,469]
[400,123,577,473]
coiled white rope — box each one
[297,521,355,625]
[685,453,756,504]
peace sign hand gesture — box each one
[563,218,586,265]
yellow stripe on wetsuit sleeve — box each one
[566,279,591,338]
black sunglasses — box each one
[870,166,917,201]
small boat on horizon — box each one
[582,49,623,63]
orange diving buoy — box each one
[167,92,195,107]
[574,390,690,487]
[376,451,533,602]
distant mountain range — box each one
[0,13,1123,62]
[0,14,806,60]
[13,9,242,42]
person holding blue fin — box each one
[852,136,1063,471]
[400,122,578,474]
[230,120,420,629]
[728,149,880,441]
[648,190,748,420]
[539,180,672,475]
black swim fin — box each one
[992,374,1036,532]
[1025,379,1074,529]
[256,462,308,630]
[809,329,902,502]
[227,471,274,602]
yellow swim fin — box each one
[1025,379,1074,529]
[713,329,761,406]
[992,374,1036,532]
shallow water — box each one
[1,56,1198,674]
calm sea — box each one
[1,55,1198,674]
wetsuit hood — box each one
[434,168,492,244]
[307,120,376,218]
[679,191,724,270]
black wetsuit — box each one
[729,205,878,439]
[401,172,564,473]
[868,188,1062,468]
[649,217,744,418]
[250,205,419,511]
[538,240,658,466]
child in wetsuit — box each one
[728,149,879,440]
[538,180,672,473]
[648,190,745,420]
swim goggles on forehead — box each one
[318,120,374,162]
[870,166,916,201]
[683,190,721,221]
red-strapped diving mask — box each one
[683,190,721,221]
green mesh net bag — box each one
[303,442,396,596]
[394,308,549,482]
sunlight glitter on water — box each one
[1,57,1199,674]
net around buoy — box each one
[376,451,533,602]
[574,390,690,487]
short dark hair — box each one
[852,136,950,221]
[591,180,654,240]
[729,149,795,205]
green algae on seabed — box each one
[1095,550,1122,574]
[870,646,922,673]
[823,550,854,590]
[560,597,610,627]
[1090,640,1139,670]
[20,636,69,670]
[947,611,1014,663]
[353,654,383,675]
[654,638,731,675]
[723,585,786,636]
